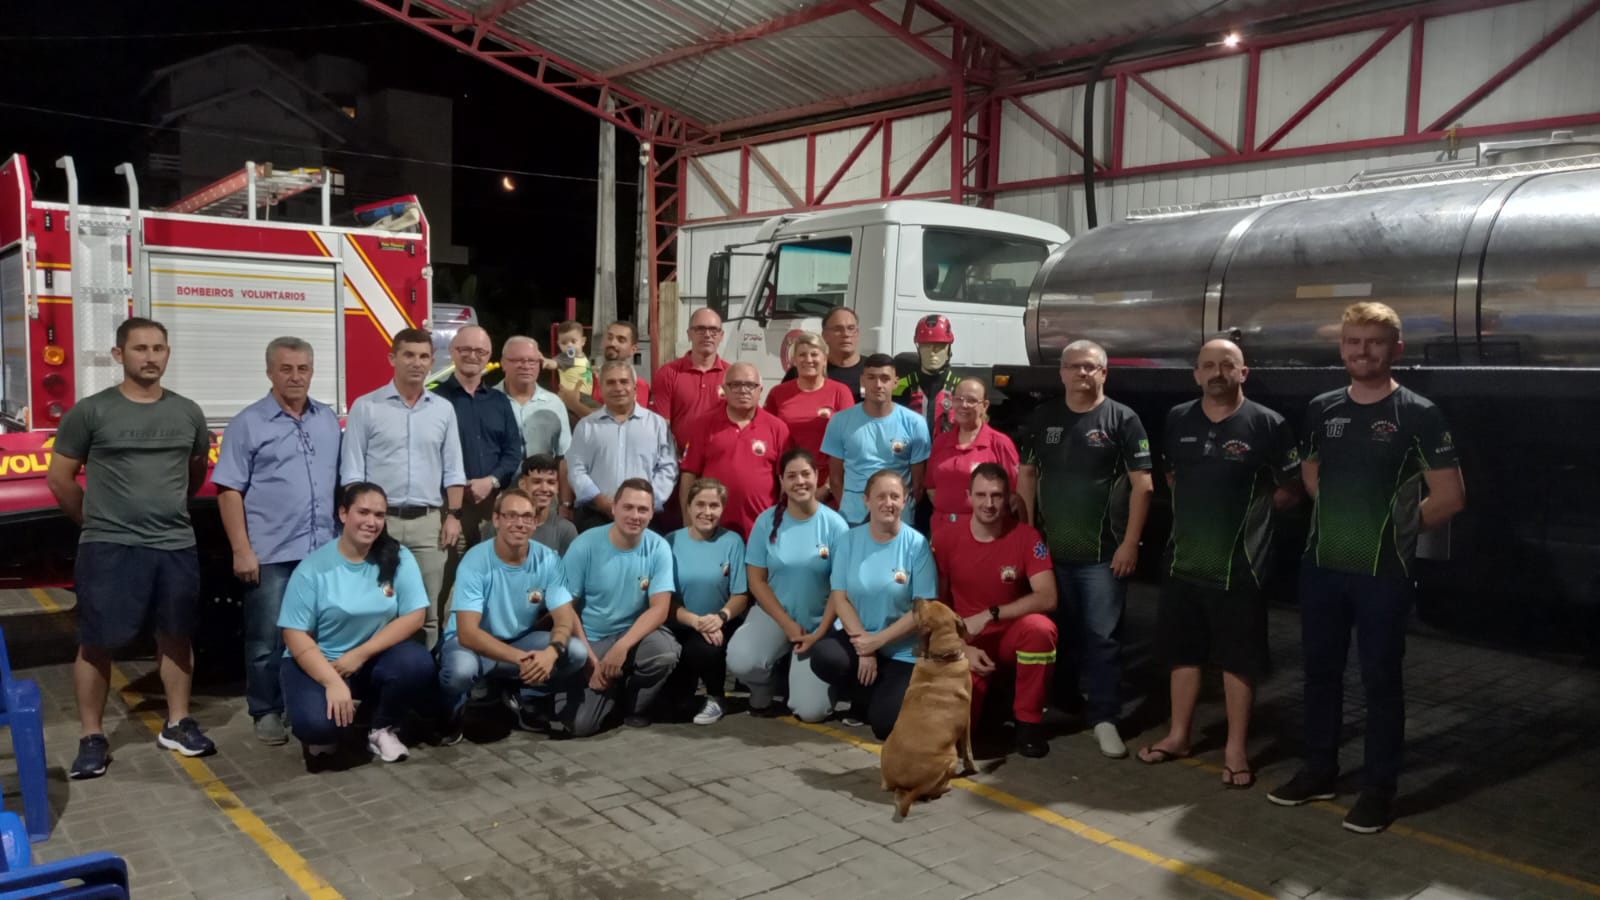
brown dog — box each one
[880,599,976,819]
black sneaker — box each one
[440,704,466,746]
[70,734,111,779]
[1342,789,1395,834]
[1016,721,1050,758]
[157,717,216,757]
[622,715,651,728]
[1267,770,1337,807]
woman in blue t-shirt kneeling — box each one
[810,469,938,740]
[663,477,750,726]
[278,482,437,766]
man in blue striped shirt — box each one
[565,360,678,532]
[340,327,468,649]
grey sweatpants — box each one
[725,606,835,722]
[561,626,680,737]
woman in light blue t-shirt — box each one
[664,477,750,726]
[277,482,436,767]
[810,469,938,740]
[727,448,849,722]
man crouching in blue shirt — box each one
[561,478,680,736]
[437,489,586,742]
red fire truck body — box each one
[0,153,432,594]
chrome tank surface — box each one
[1027,153,1600,369]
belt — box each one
[387,505,437,520]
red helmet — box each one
[914,314,955,344]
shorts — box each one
[75,542,201,651]
[1156,576,1268,679]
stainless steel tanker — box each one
[993,140,1600,656]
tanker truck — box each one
[991,136,1600,655]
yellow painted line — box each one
[150,301,334,315]
[150,267,328,283]
[26,588,344,899]
[785,719,1273,900]
[1172,755,1600,896]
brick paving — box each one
[5,585,1600,899]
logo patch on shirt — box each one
[1135,438,1151,457]
[970,461,982,472]
[638,576,651,591]
[1032,541,1049,561]
[751,439,768,457]
[817,406,834,419]
[999,565,1018,584]
[721,561,731,577]
[381,583,394,598]
[1084,429,1111,448]
[817,544,830,559]
[891,438,908,455]
[528,588,544,605]
[892,568,909,585]
[1370,420,1398,442]
[1045,426,1064,445]
[716,384,725,399]
[1326,416,1352,438]
[1221,439,1252,461]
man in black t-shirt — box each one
[1017,340,1154,759]
[1266,302,1465,835]
[1136,340,1301,788]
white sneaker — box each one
[692,698,724,726]
[367,727,409,763]
[1093,721,1128,759]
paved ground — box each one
[7,584,1600,900]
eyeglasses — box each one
[455,348,491,359]
[952,396,985,407]
[690,326,723,335]
[724,381,761,392]
[498,512,537,523]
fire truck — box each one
[0,154,431,667]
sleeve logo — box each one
[1032,541,1049,560]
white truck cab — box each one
[706,200,1069,386]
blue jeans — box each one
[1054,560,1126,725]
[1298,565,1414,792]
[243,562,299,719]
[280,641,436,745]
[437,631,588,712]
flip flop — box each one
[1222,766,1256,789]
[1137,746,1190,765]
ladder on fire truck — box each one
[54,157,137,403]
[163,162,343,225]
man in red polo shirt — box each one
[678,363,792,538]
[934,462,1059,758]
[652,308,730,452]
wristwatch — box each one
[489,475,501,489]
[989,605,1001,623]
[715,609,731,624]
[551,641,568,659]
[445,507,462,518]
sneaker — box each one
[253,712,289,746]
[503,690,550,732]
[1267,770,1338,807]
[1016,722,1050,758]
[367,726,409,763]
[622,715,651,728]
[70,734,111,779]
[158,717,216,757]
[692,698,725,726]
[1342,789,1395,834]
[440,704,466,746]
[1093,721,1127,759]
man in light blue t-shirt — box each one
[437,490,587,741]
[821,354,931,524]
[560,478,680,737]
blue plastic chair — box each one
[0,628,49,842]
[0,812,127,899]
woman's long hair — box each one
[339,482,401,589]
[770,447,818,544]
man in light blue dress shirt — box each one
[339,327,468,649]
[497,335,571,459]
[565,359,678,532]
[213,337,343,745]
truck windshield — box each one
[758,236,852,318]
[922,229,1049,307]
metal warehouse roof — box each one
[392,0,1351,138]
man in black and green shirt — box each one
[1018,340,1154,759]
[1267,302,1465,835]
[1136,339,1300,788]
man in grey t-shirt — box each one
[517,454,576,555]
[47,317,216,779]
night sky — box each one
[0,0,640,339]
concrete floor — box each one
[5,584,1599,900]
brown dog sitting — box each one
[880,599,977,819]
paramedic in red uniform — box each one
[678,362,793,539]
[763,331,855,508]
[926,376,1020,545]
[934,462,1058,759]
[651,308,730,452]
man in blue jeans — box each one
[437,489,586,741]
[213,337,342,745]
[1017,340,1153,759]
[1267,302,1465,834]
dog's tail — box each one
[893,790,914,820]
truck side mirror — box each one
[707,252,731,319]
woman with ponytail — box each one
[277,483,436,768]
[726,448,848,720]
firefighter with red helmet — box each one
[893,314,962,437]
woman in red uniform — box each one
[764,332,855,508]
[926,376,1020,545]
